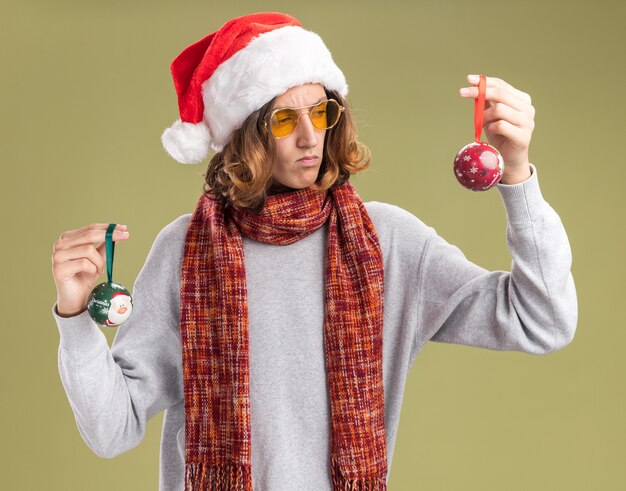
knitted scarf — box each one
[180,179,387,490]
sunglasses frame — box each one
[263,99,345,139]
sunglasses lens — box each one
[270,109,298,137]
[310,100,340,131]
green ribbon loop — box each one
[106,223,116,284]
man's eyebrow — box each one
[274,97,326,111]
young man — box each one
[51,11,577,491]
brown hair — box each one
[201,88,371,213]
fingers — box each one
[73,258,99,276]
[53,245,106,275]
[484,119,529,143]
[482,102,534,129]
[468,74,532,104]
[460,84,528,112]
[460,75,533,112]
[54,224,129,252]
[52,225,129,277]
[58,223,127,241]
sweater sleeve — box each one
[52,284,183,458]
[416,163,578,354]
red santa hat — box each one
[161,12,349,164]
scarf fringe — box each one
[330,455,387,490]
[185,462,252,491]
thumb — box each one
[96,241,110,275]
[96,241,107,259]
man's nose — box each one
[296,113,319,146]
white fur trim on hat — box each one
[161,119,212,164]
[202,25,348,153]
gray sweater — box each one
[52,163,578,490]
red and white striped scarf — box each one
[180,179,387,490]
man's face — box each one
[269,83,327,190]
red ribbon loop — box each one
[474,74,486,142]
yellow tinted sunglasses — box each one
[264,99,345,138]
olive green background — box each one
[2,0,624,489]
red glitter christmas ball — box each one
[453,141,504,191]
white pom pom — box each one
[161,119,212,164]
